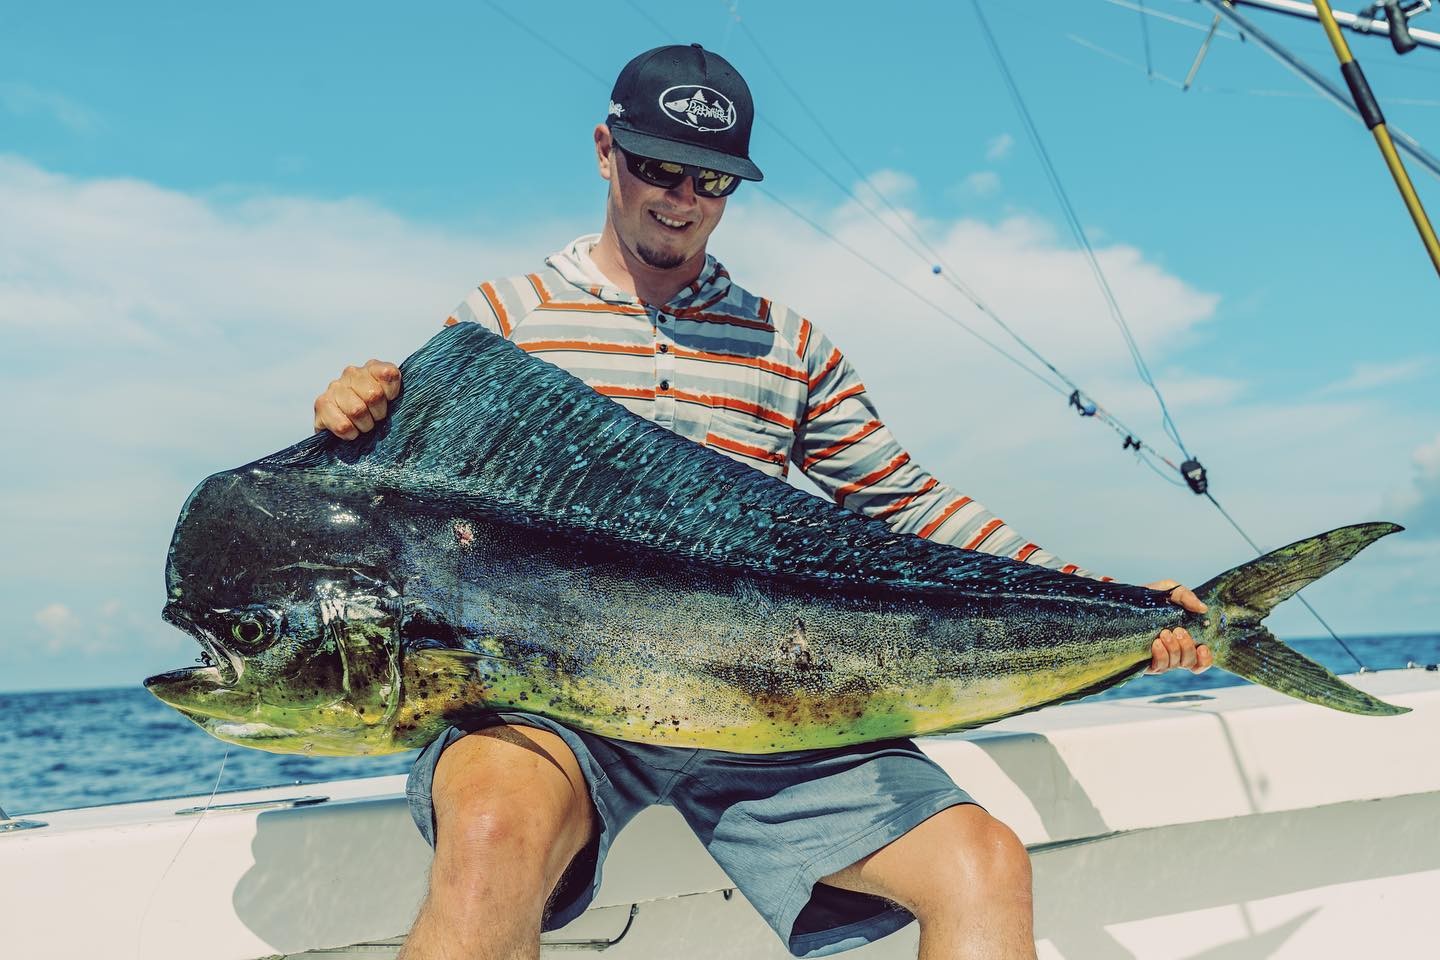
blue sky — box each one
[2,1,1437,692]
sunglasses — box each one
[623,151,741,198]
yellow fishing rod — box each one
[1312,0,1440,276]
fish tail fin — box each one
[1196,522,1409,717]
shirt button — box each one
[658,343,669,353]
[659,380,670,391]
[657,314,669,324]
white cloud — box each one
[1,154,1434,691]
[852,169,917,207]
[985,133,1015,161]
[1386,432,1440,536]
[959,170,1001,197]
[0,82,99,133]
[32,602,106,654]
[1316,358,1431,396]
[715,188,1432,637]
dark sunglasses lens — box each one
[628,154,740,198]
[631,156,686,188]
[695,170,738,198]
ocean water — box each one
[3,632,1436,817]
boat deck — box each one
[5,669,1438,959]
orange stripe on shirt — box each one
[519,339,653,357]
[673,346,806,382]
[1015,543,1041,562]
[808,348,844,391]
[873,477,939,520]
[444,315,459,326]
[834,453,910,507]
[806,383,866,422]
[671,307,775,331]
[692,287,729,312]
[796,317,813,359]
[918,496,973,539]
[593,385,657,401]
[529,273,645,315]
[706,432,785,465]
[673,390,797,430]
[479,282,512,336]
[964,518,1006,551]
[802,419,882,470]
[1060,564,1079,575]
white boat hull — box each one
[5,669,1438,959]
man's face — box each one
[596,125,728,271]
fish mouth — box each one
[159,602,241,687]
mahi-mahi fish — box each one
[145,323,1407,755]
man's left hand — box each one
[1144,580,1213,675]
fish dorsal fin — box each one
[258,323,1068,595]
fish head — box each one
[146,467,408,755]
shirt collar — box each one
[546,234,731,309]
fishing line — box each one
[541,0,1197,484]
[134,748,230,960]
[1137,0,1157,79]
[1202,493,1368,670]
[621,0,679,43]
[750,184,1070,395]
[486,1,1373,666]
[971,0,1193,461]
[1101,0,1244,36]
[480,0,608,85]
[730,5,1199,483]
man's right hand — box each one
[313,359,402,440]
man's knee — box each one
[427,726,596,906]
[913,807,1031,916]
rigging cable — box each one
[490,1,1369,670]
[970,0,1192,460]
[739,0,1369,667]
[1311,0,1440,274]
[134,748,230,959]
[727,2,1209,505]
[726,6,1194,479]
[1137,0,1157,79]
[972,1,1368,666]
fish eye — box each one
[230,614,272,652]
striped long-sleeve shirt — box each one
[445,235,1101,579]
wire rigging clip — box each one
[1357,0,1431,54]
[1123,435,1142,452]
[1068,390,1097,417]
[1180,458,1209,495]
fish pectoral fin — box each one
[404,648,490,698]
[1217,628,1409,717]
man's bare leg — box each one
[399,725,598,960]
[821,804,1035,960]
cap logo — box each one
[608,100,625,118]
[658,85,736,133]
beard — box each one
[634,242,687,270]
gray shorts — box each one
[406,712,974,958]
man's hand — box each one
[1144,580,1212,675]
[313,359,402,440]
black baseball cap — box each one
[606,43,763,182]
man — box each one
[313,44,1210,960]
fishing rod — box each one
[1309,0,1440,274]
[1195,0,1440,182]
[487,0,1380,668]
[1228,0,1440,51]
